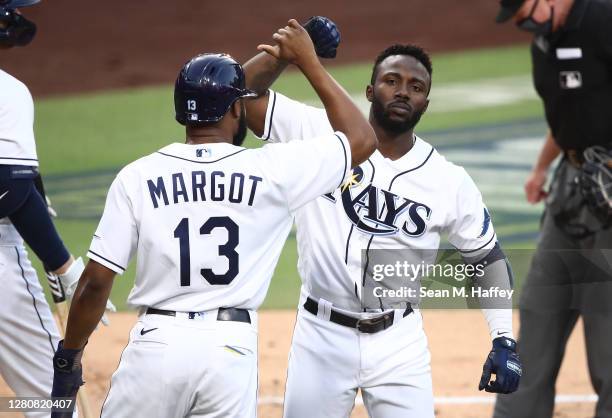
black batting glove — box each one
[302,16,341,58]
[478,336,522,394]
[51,340,84,418]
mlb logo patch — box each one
[560,71,582,89]
[196,148,211,158]
[187,113,199,121]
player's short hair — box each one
[370,44,433,86]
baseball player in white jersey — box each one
[244,19,523,418]
[51,20,376,418]
[0,2,112,416]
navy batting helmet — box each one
[174,53,257,125]
[0,0,39,47]
[0,0,41,6]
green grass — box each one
[30,43,541,310]
[419,100,542,132]
[270,44,534,97]
[35,43,537,175]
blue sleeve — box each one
[0,175,69,270]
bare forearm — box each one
[63,275,113,349]
[244,52,288,95]
[534,131,561,171]
[243,52,289,137]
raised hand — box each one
[257,19,318,69]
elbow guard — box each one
[473,242,514,288]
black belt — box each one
[146,307,251,323]
[303,297,412,334]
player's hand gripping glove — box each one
[302,16,340,58]
[51,340,84,418]
[57,257,117,326]
[478,336,522,394]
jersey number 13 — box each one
[173,216,239,286]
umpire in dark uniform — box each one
[494,0,612,417]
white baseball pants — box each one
[0,224,71,418]
[101,310,258,418]
[283,305,434,418]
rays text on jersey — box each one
[325,183,432,237]
[147,171,263,209]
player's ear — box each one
[229,100,241,119]
[366,85,374,103]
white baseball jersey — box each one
[88,137,351,311]
[0,71,74,417]
[0,70,38,166]
[260,91,497,311]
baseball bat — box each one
[47,271,94,418]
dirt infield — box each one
[0,0,530,97]
[0,311,595,418]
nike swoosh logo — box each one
[140,327,158,336]
[0,191,8,201]
[497,331,510,336]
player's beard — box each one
[371,94,425,135]
[233,105,247,146]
